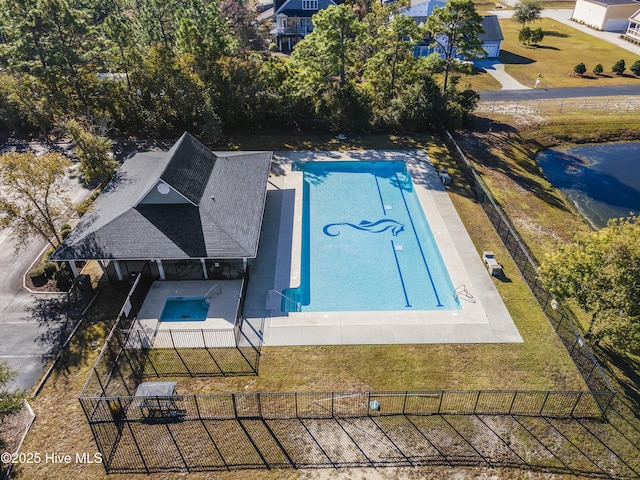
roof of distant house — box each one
[479,15,504,42]
[580,0,640,6]
[51,133,272,261]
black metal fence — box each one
[442,131,615,411]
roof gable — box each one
[275,0,338,15]
[158,132,216,205]
[479,15,503,42]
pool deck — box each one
[241,150,523,346]
[136,280,243,333]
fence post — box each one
[402,391,408,415]
[473,391,481,414]
[232,393,238,417]
[569,391,583,417]
[539,391,550,415]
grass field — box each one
[499,18,640,88]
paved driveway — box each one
[0,143,94,391]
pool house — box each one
[51,132,272,283]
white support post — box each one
[201,259,208,280]
[113,261,123,281]
[243,258,247,272]
[69,261,79,278]
[156,259,166,280]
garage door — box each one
[483,42,500,58]
[605,18,629,32]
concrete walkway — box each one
[475,59,531,90]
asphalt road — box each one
[479,85,640,101]
[0,143,94,391]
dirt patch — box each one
[0,403,35,477]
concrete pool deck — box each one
[241,150,523,346]
[136,280,243,333]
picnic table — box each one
[134,382,186,419]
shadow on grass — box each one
[534,45,560,51]
[596,344,640,415]
[543,30,569,38]
[499,50,536,65]
[457,118,572,213]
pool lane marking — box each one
[394,173,443,307]
[391,240,412,308]
[374,175,386,215]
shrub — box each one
[29,267,45,279]
[631,59,640,76]
[44,246,55,260]
[53,268,72,290]
[42,261,58,278]
[60,228,72,239]
[75,189,101,216]
[612,59,626,75]
[593,63,603,75]
[60,223,71,231]
[530,27,544,45]
[268,42,278,52]
[574,62,587,75]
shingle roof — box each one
[51,133,272,261]
[479,15,503,42]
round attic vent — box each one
[157,183,170,195]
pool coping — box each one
[245,150,522,346]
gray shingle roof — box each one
[51,133,272,261]
[479,16,503,42]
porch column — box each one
[201,259,208,280]
[113,260,123,281]
[156,259,166,280]
[98,260,108,276]
[69,261,79,278]
[243,258,247,271]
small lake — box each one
[536,142,640,228]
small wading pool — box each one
[160,297,209,322]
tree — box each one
[0,151,72,250]
[538,216,640,354]
[529,27,544,45]
[574,62,587,75]
[62,117,117,183]
[630,59,640,76]
[287,4,367,128]
[513,0,542,30]
[593,63,603,75]
[612,59,626,75]
[424,0,485,94]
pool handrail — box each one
[266,289,301,312]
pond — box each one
[536,142,640,229]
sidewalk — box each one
[475,59,532,90]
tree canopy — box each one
[0,151,72,249]
[538,216,640,354]
[0,0,481,137]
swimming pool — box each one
[160,297,209,322]
[283,161,460,312]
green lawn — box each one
[499,18,640,88]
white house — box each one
[269,0,341,52]
[626,8,640,39]
[572,0,640,31]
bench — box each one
[482,251,503,277]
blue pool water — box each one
[283,161,460,312]
[160,297,209,322]
[537,142,640,228]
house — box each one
[51,133,272,282]
[572,0,640,31]
[413,15,503,59]
[625,8,640,39]
[270,0,343,52]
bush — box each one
[593,63,603,75]
[75,189,101,216]
[29,267,47,287]
[574,62,587,75]
[530,27,544,45]
[631,60,640,76]
[42,261,58,278]
[60,228,72,239]
[612,59,626,75]
[53,268,72,290]
[44,246,55,260]
[268,42,278,52]
[60,223,71,231]
[29,267,45,279]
